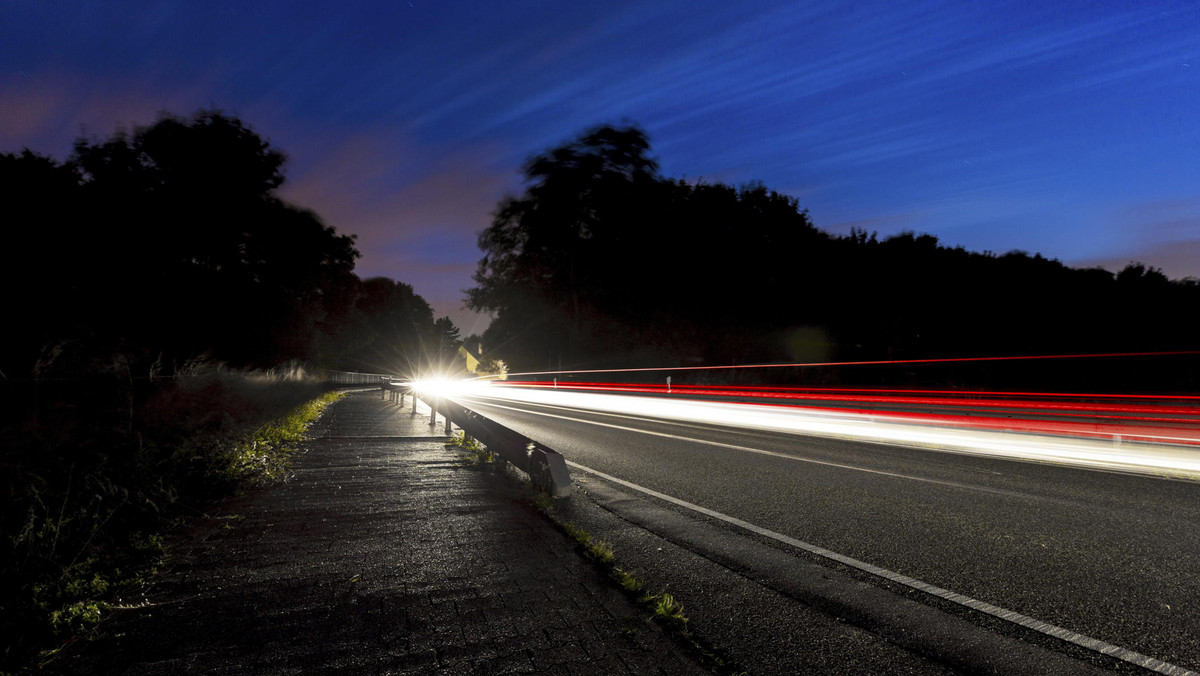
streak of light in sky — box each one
[4,1,1199,331]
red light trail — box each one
[467,351,1200,450]
[487,350,1200,380]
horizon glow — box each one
[3,1,1200,332]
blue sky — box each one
[3,1,1198,334]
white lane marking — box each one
[457,387,1200,478]
[460,397,1049,501]
[566,459,1198,676]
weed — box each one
[229,390,345,485]
[48,600,109,635]
[528,490,554,516]
[645,593,688,632]
[560,520,588,544]
[519,480,744,675]
[448,431,496,466]
[617,571,644,594]
[467,446,496,465]
[559,521,618,565]
[589,540,616,566]
[2,374,345,674]
[447,430,483,452]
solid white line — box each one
[566,459,1197,676]
[460,397,1044,499]
[456,388,1200,479]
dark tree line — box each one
[1,111,465,669]
[320,277,464,377]
[1,110,456,382]
[468,124,1199,390]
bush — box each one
[0,366,340,673]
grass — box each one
[1,368,344,674]
[229,390,344,484]
[442,417,747,672]
[649,593,688,632]
[446,430,496,466]
[524,486,746,675]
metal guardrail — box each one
[325,369,397,385]
[410,388,572,497]
[324,369,572,496]
[439,396,571,497]
[380,377,410,405]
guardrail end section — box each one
[528,445,572,497]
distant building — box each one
[458,344,483,374]
[458,342,508,380]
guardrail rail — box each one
[324,370,573,496]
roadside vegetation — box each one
[450,433,745,674]
[0,366,343,674]
[528,490,745,675]
[447,430,494,466]
[1,109,456,674]
[0,109,463,672]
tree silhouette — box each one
[0,150,86,379]
[2,110,363,378]
[467,122,1200,388]
[468,124,832,372]
[316,277,438,377]
[1,110,449,672]
[468,124,664,370]
[434,315,462,358]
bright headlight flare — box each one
[407,377,501,399]
[411,377,470,398]
[455,384,1200,480]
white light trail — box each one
[443,381,1200,480]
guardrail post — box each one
[529,444,572,497]
[440,398,572,495]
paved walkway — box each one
[44,390,705,675]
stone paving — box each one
[44,390,705,675]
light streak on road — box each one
[491,349,1200,379]
[424,379,1200,480]
[532,381,1200,416]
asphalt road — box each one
[456,394,1200,673]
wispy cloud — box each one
[0,71,212,157]
[4,0,1198,320]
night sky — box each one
[3,1,1198,334]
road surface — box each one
[456,391,1200,673]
